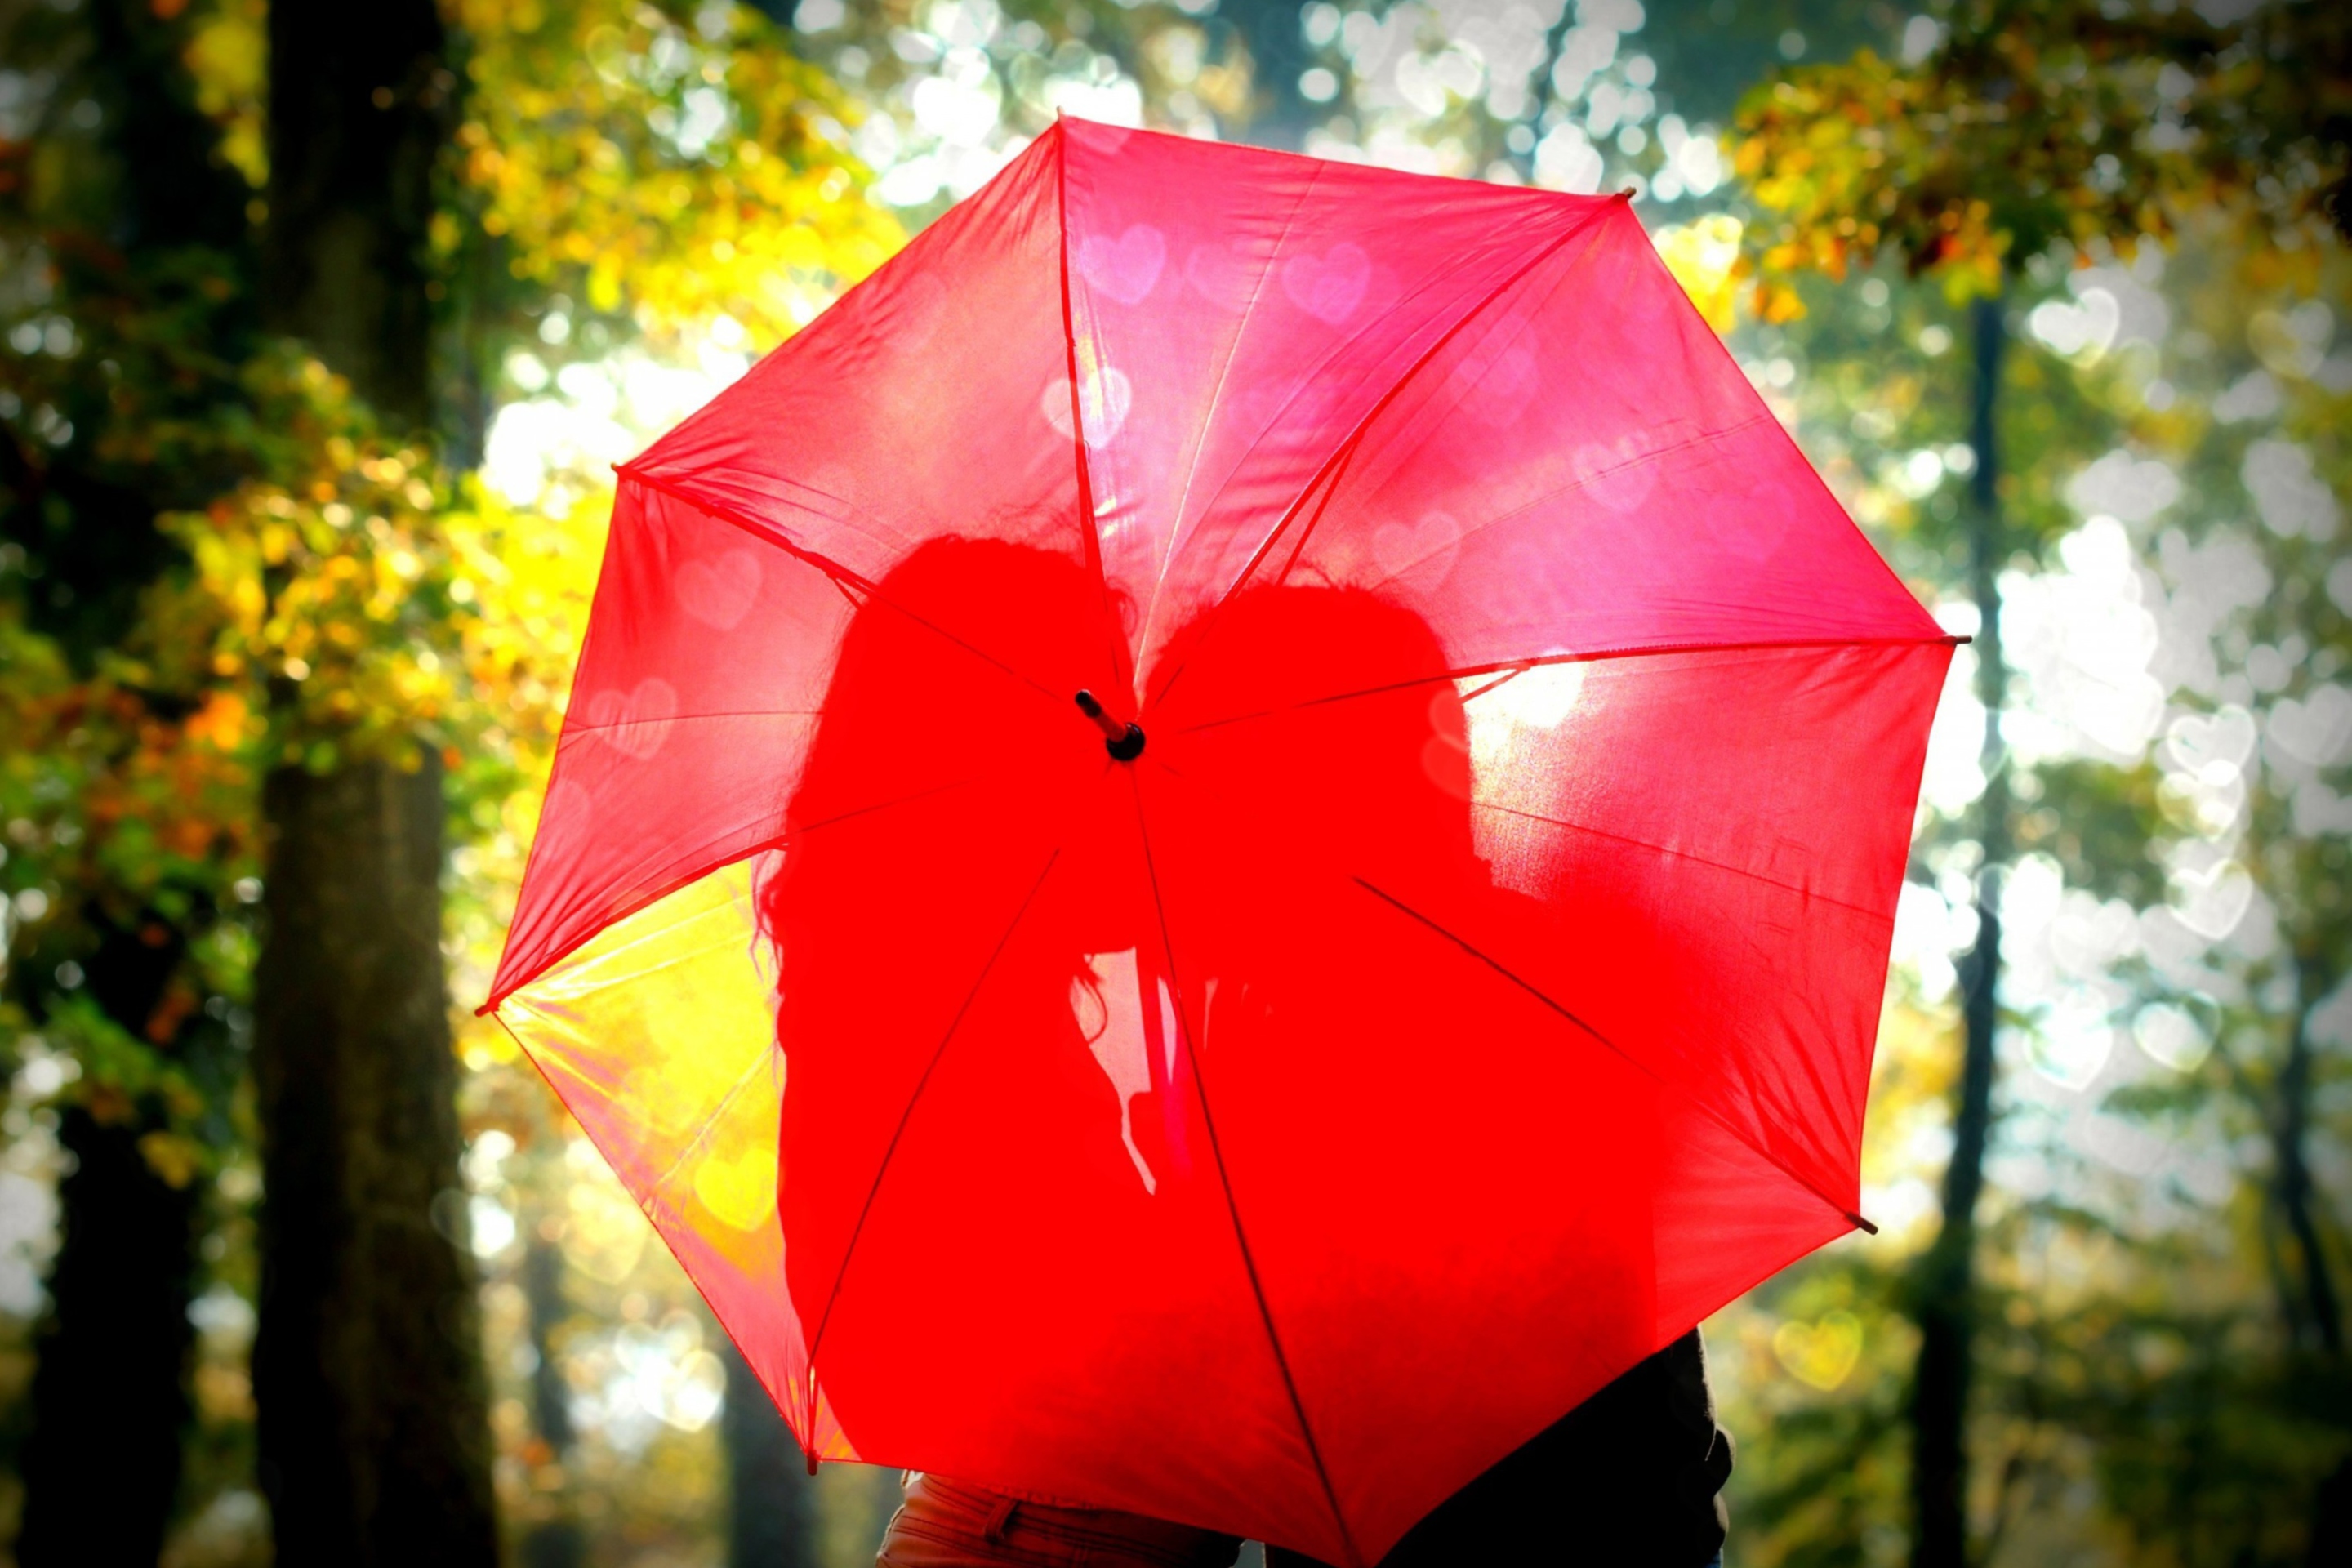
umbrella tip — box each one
[1615,186,1637,201]
[1847,1210,1880,1236]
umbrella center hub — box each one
[1073,690,1146,762]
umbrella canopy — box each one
[485,119,1954,1565]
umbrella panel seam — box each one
[557,707,826,736]
[1142,207,1574,670]
[485,775,991,1012]
[1332,409,1782,594]
[1134,737,1887,1223]
[489,1004,843,1458]
[1131,750,1878,1223]
[1167,635,1964,737]
[639,1037,783,1216]
[1123,770,1366,1568]
[800,843,1068,1426]
[1348,875,1871,1235]
[1146,207,1616,715]
[504,885,764,1013]
[1055,122,1138,698]
[1151,208,1598,641]
[1134,162,1325,668]
[1467,800,1898,924]
[617,468,1070,707]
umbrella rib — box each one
[483,774,991,1013]
[1334,410,1782,594]
[559,707,825,736]
[1467,800,1896,923]
[1134,163,1325,669]
[1123,774,1367,1568]
[1168,634,1965,736]
[639,1035,786,1207]
[1143,201,1597,684]
[1350,876,1876,1236]
[1056,122,1138,697]
[617,467,1067,706]
[800,845,1066,1402]
[1148,205,1617,715]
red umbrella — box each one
[484,119,1953,1565]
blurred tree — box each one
[0,1,259,1562]
[2042,230,2352,1564]
[724,1337,815,1568]
[1217,0,1315,147]
[246,5,501,1564]
[519,1232,587,1568]
[1913,283,2006,1568]
[3,0,902,1561]
[448,0,898,356]
[1733,3,2351,1562]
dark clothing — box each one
[1269,1333,1731,1568]
[879,1334,1728,1568]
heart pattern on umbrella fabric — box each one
[675,546,764,630]
[1078,224,1167,306]
[581,677,680,760]
[1368,509,1463,588]
[896,273,952,348]
[1572,438,1660,515]
[1041,368,1134,447]
[1449,341,1543,425]
[1725,474,1797,562]
[693,1144,778,1232]
[1281,242,1372,324]
[1184,242,1258,311]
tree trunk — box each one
[14,2,252,1553]
[2278,953,2345,1358]
[18,918,212,1568]
[261,2,448,428]
[251,7,492,1563]
[252,759,497,1566]
[2312,1457,2352,1568]
[1909,292,2009,1568]
[724,1338,817,1568]
[519,1236,586,1568]
[15,1106,198,1568]
[19,907,206,1568]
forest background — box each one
[0,0,2345,1566]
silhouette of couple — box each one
[761,537,1731,1568]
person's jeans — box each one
[877,1473,1241,1568]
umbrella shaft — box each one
[1072,688,1125,737]
[1074,691,1146,761]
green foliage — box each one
[2016,759,2165,908]
[1732,0,2352,309]
[0,0,2344,1561]
[1,0,893,1557]
[1724,2,2352,1558]
[449,0,903,346]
